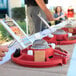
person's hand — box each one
[54,17,60,21]
[58,16,60,19]
[0,45,8,61]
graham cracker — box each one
[34,50,45,62]
[68,28,73,32]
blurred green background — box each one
[0,7,26,44]
[0,21,26,44]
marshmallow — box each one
[49,43,55,49]
[68,33,72,37]
[27,50,33,55]
[48,34,54,38]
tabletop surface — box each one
[0,44,74,76]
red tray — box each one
[11,47,70,68]
[62,27,76,35]
[43,34,76,45]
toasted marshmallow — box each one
[48,34,54,38]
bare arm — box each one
[54,17,60,21]
[35,0,54,21]
[54,14,65,21]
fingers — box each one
[0,57,2,61]
[0,45,8,61]
[0,51,5,57]
[0,45,8,52]
[0,51,5,61]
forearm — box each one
[54,14,65,21]
[54,17,60,21]
[35,0,54,21]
